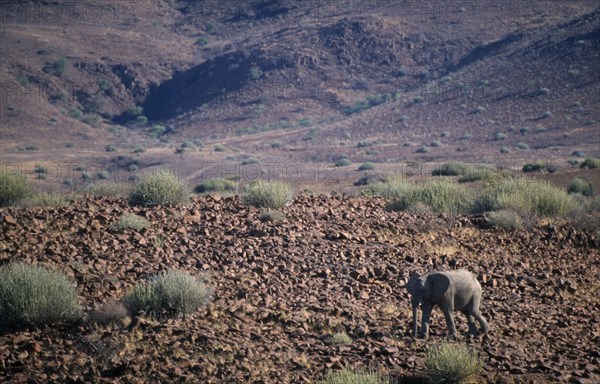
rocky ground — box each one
[0,195,599,383]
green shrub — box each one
[214,144,226,152]
[335,159,352,167]
[358,162,376,171]
[474,177,577,217]
[97,170,110,180]
[327,332,353,346]
[194,178,237,194]
[425,342,482,384]
[111,214,150,231]
[386,179,474,214]
[105,144,116,152]
[150,124,166,138]
[19,192,66,208]
[493,132,507,141]
[133,144,146,154]
[194,37,208,46]
[568,178,594,196]
[0,263,80,328]
[432,162,466,176]
[319,368,392,384]
[500,146,510,154]
[241,180,293,209]
[129,169,190,206]
[45,58,68,76]
[580,157,600,169]
[0,171,33,206]
[516,142,529,150]
[458,166,494,183]
[486,209,523,230]
[241,156,260,165]
[572,150,586,158]
[522,162,544,173]
[123,270,210,318]
[85,182,132,198]
[361,177,408,198]
[355,173,388,186]
[430,140,443,148]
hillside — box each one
[1,0,599,184]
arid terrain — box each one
[1,195,599,383]
[1,0,600,383]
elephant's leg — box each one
[442,308,457,338]
[463,310,478,336]
[420,302,434,338]
[473,308,490,335]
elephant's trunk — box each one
[412,304,418,337]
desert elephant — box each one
[406,270,489,338]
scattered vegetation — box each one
[0,263,81,328]
[486,209,523,230]
[335,159,352,167]
[85,182,132,198]
[522,162,544,173]
[214,144,226,152]
[431,162,466,176]
[474,177,577,217]
[0,170,33,207]
[194,178,237,194]
[44,58,68,76]
[105,144,117,152]
[241,180,293,209]
[493,132,507,141]
[385,179,474,214]
[424,342,482,384]
[318,368,392,384]
[357,140,375,148]
[129,169,190,206]
[568,178,594,196]
[416,146,431,154]
[580,157,600,169]
[241,156,260,165]
[18,192,66,208]
[123,270,210,318]
[111,214,150,231]
[327,332,353,346]
[341,93,393,116]
[358,162,376,171]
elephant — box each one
[406,270,489,338]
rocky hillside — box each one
[1,195,598,383]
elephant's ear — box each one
[406,272,421,294]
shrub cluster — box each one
[0,263,81,328]
[0,171,33,206]
[194,178,237,194]
[123,270,210,318]
[386,179,474,214]
[111,214,150,231]
[568,177,594,196]
[425,342,482,384]
[319,368,392,384]
[241,180,293,209]
[129,169,190,206]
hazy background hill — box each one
[1,0,598,190]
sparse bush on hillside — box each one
[500,147,510,154]
[0,263,80,328]
[259,209,287,223]
[194,178,237,194]
[474,177,577,217]
[358,162,376,171]
[123,270,210,318]
[241,156,260,165]
[111,214,150,231]
[519,127,529,135]
[416,146,431,154]
[572,150,586,158]
[150,124,167,138]
[386,179,474,214]
[580,157,600,169]
[361,176,407,198]
[194,37,208,46]
[568,178,594,196]
[486,209,523,230]
[516,142,529,150]
[241,180,293,209]
[424,342,482,384]
[430,140,443,148]
[0,171,33,207]
[354,173,388,186]
[318,368,392,384]
[133,144,146,154]
[335,159,352,167]
[105,144,116,152]
[44,58,68,76]
[129,169,190,206]
[357,140,374,148]
[214,144,226,152]
[493,132,507,141]
[522,162,544,173]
